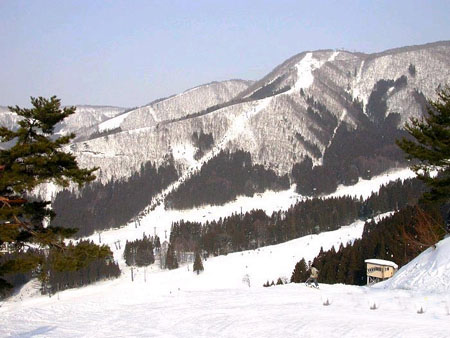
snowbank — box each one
[381,236,450,293]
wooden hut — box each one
[365,259,398,285]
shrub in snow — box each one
[242,274,251,287]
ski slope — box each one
[2,212,450,337]
[2,169,449,337]
[86,167,415,264]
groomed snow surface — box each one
[1,168,449,337]
[2,214,450,337]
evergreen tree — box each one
[0,96,110,295]
[124,236,155,267]
[396,87,450,204]
[165,244,178,270]
[193,250,204,275]
[290,258,308,283]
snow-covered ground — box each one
[87,167,415,263]
[380,236,450,293]
[2,211,450,337]
[2,168,449,337]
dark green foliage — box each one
[291,258,309,283]
[292,79,411,196]
[0,249,41,297]
[0,96,97,194]
[294,134,321,159]
[165,150,290,209]
[48,240,112,272]
[124,236,155,267]
[192,130,214,160]
[169,177,423,257]
[0,96,115,297]
[51,160,178,237]
[248,75,291,100]
[361,178,427,219]
[300,88,450,286]
[397,87,450,204]
[154,235,161,250]
[293,105,407,196]
[366,76,407,126]
[408,64,416,77]
[193,250,204,274]
[305,96,339,136]
[43,255,120,295]
[1,245,119,297]
[304,203,444,285]
[165,244,178,270]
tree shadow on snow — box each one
[17,326,56,337]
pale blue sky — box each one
[1,0,449,107]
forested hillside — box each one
[292,79,411,196]
[295,203,445,285]
[165,150,290,209]
[168,178,425,257]
[51,160,178,237]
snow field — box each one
[380,236,450,293]
[2,279,450,337]
[3,168,449,337]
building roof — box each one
[364,259,398,269]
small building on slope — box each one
[365,259,398,285]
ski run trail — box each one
[1,169,450,337]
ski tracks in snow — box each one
[140,98,271,215]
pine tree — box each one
[396,87,450,204]
[0,96,110,295]
[193,250,204,275]
[290,258,308,283]
[165,244,178,270]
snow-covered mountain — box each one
[0,105,20,131]
[55,105,128,139]
[67,41,450,184]
[0,104,127,138]
[119,79,253,131]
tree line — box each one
[292,202,445,285]
[168,177,424,258]
[51,159,178,237]
[1,240,120,298]
[292,86,450,285]
[292,77,413,196]
[165,150,290,210]
[123,235,158,267]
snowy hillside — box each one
[56,105,128,138]
[0,106,21,131]
[2,211,449,337]
[119,79,253,131]
[83,168,416,257]
[0,105,127,139]
[380,236,450,293]
[68,41,450,184]
[2,169,450,337]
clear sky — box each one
[1,0,449,108]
